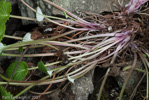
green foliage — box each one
[0,0,11,42]
[122,66,131,71]
[63,10,68,18]
[0,86,14,100]
[0,25,6,42]
[0,0,11,25]
[142,53,147,57]
[38,61,48,74]
[19,47,23,53]
[6,61,28,81]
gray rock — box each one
[52,0,129,15]
[6,0,18,4]
[18,0,52,25]
[71,69,94,100]
[115,61,143,95]
[17,0,130,25]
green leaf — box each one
[94,46,99,51]
[0,25,6,42]
[142,53,147,57]
[63,10,68,18]
[19,47,23,53]
[0,0,11,25]
[0,86,14,100]
[122,65,131,71]
[6,61,28,81]
[38,61,47,74]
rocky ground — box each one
[0,0,149,100]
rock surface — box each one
[17,0,130,25]
[71,69,94,100]
[3,1,136,100]
[115,61,143,96]
[7,0,18,5]
[52,0,130,15]
[18,0,52,25]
